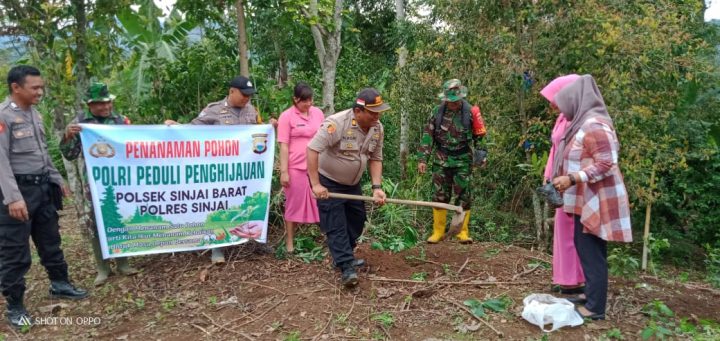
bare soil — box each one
[1,211,718,340]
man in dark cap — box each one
[307,88,389,287]
[165,75,274,264]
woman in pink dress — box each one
[540,74,586,293]
[277,82,324,253]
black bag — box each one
[536,183,563,208]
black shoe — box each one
[560,286,585,295]
[6,307,32,331]
[5,294,32,331]
[341,267,358,288]
[49,281,88,300]
[334,259,366,270]
[550,284,585,295]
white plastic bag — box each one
[521,293,584,332]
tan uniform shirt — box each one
[190,97,262,125]
[307,109,384,185]
[0,98,63,205]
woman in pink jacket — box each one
[277,83,324,253]
[540,74,585,294]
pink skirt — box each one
[283,168,320,223]
[552,208,585,285]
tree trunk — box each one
[65,0,89,219]
[396,0,409,178]
[307,0,343,115]
[236,0,249,77]
[274,39,288,88]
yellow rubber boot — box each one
[455,210,473,244]
[427,208,447,243]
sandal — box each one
[574,305,605,320]
[566,294,587,304]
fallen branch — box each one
[238,281,288,296]
[369,276,531,286]
[445,299,503,338]
[312,312,333,341]
[525,255,552,264]
[457,257,470,275]
[191,323,211,336]
[511,264,542,281]
[234,298,287,329]
[347,295,357,319]
[203,312,255,341]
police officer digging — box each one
[60,82,139,287]
[418,79,487,244]
[307,88,389,287]
[0,66,87,330]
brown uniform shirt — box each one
[0,98,63,205]
[307,109,384,185]
[190,97,262,125]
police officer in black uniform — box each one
[0,66,87,330]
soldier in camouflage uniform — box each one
[417,79,487,244]
[60,83,139,286]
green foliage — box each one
[462,296,511,318]
[704,243,720,288]
[604,328,625,340]
[647,235,671,274]
[371,311,395,328]
[410,272,428,281]
[608,246,640,278]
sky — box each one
[707,0,720,21]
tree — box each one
[100,186,124,230]
[300,0,345,115]
[235,0,249,76]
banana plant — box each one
[116,0,196,99]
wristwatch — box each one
[568,174,576,186]
[371,184,382,190]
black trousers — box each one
[317,175,366,268]
[574,215,608,314]
[0,183,69,299]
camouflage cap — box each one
[438,79,467,102]
[85,82,116,103]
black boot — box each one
[334,259,366,270]
[5,293,32,331]
[49,281,88,300]
[340,263,358,288]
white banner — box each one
[80,124,275,258]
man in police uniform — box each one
[307,88,389,287]
[417,79,487,244]
[60,82,140,286]
[165,75,273,264]
[0,66,87,329]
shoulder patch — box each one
[327,123,336,134]
[0,122,5,134]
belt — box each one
[15,173,50,186]
[438,146,471,157]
